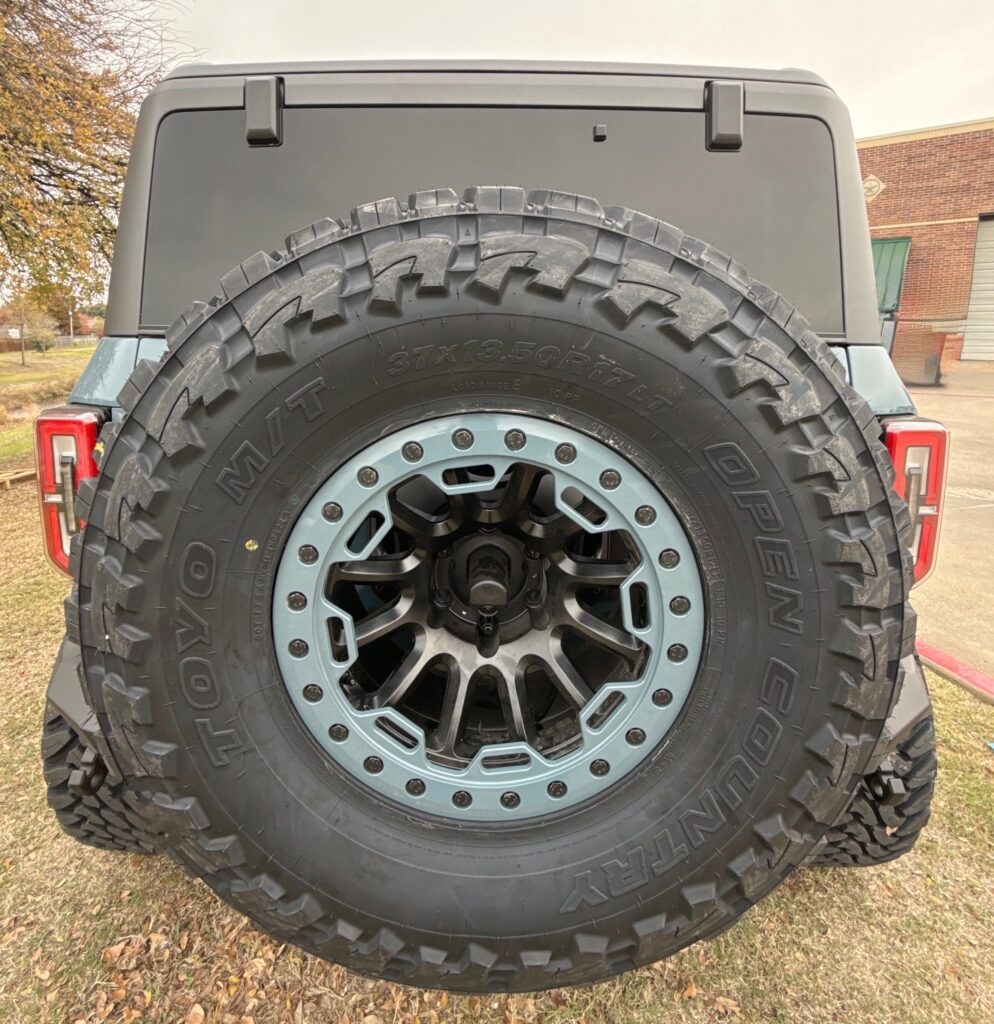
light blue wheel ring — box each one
[273,414,704,821]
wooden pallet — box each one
[0,468,35,491]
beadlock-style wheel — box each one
[274,414,704,820]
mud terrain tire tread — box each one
[67,186,916,991]
[812,715,936,867]
[41,702,163,855]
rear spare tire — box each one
[71,188,914,991]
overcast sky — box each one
[156,0,994,139]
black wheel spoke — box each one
[430,663,473,758]
[372,633,432,708]
[389,494,461,546]
[553,553,633,587]
[536,636,594,709]
[334,552,424,583]
[477,463,542,524]
[520,511,584,550]
[496,661,540,746]
[563,596,642,659]
[354,591,415,646]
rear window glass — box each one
[142,106,842,332]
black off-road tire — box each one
[812,715,936,867]
[68,187,916,991]
[41,702,161,855]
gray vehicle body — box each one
[58,59,927,784]
[74,59,913,415]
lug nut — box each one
[670,596,691,614]
[659,549,680,569]
[452,429,474,450]
[402,441,423,462]
[364,756,384,774]
[652,688,673,707]
[322,502,342,522]
[406,778,426,796]
[599,469,621,490]
[635,505,656,526]
[289,639,309,657]
[302,683,323,702]
[590,759,610,777]
[500,791,521,809]
[287,591,307,610]
[452,790,473,808]
[357,466,378,487]
[328,723,349,741]
[298,544,319,564]
[504,429,526,451]
[668,644,688,662]
[555,443,576,464]
[626,727,646,746]
[547,780,568,798]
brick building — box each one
[858,118,994,383]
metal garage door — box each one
[963,216,994,360]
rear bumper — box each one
[46,637,123,780]
[46,635,932,777]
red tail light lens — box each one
[884,418,949,587]
[35,407,104,574]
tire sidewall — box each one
[144,294,831,942]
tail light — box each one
[884,418,949,587]
[35,407,104,574]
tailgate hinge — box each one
[245,75,284,146]
[706,80,744,151]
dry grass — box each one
[0,345,97,411]
[1,481,992,1024]
[0,344,97,475]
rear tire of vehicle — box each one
[69,187,916,991]
[41,702,160,855]
[811,715,936,867]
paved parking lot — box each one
[910,360,994,676]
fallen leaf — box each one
[185,1004,206,1024]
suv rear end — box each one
[36,61,946,992]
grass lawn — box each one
[0,343,97,476]
[0,481,992,1023]
[0,422,33,476]
[0,344,98,423]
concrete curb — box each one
[917,640,994,706]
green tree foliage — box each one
[0,0,173,295]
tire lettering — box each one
[174,597,210,653]
[216,441,269,505]
[381,339,671,409]
[179,542,216,599]
[704,443,760,487]
[179,656,220,710]
[194,718,243,767]
[559,655,793,914]
[765,583,803,634]
[285,377,326,422]
[733,490,784,534]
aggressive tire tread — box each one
[41,702,164,855]
[812,715,936,867]
[66,186,916,990]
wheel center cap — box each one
[466,544,511,608]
